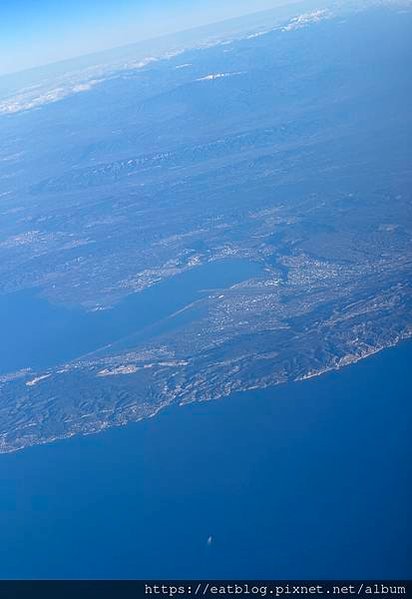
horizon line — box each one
[0,0,309,80]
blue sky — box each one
[1,0,300,76]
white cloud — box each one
[282,9,331,32]
[0,79,103,115]
[196,71,244,81]
[0,54,163,115]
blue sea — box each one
[0,339,411,579]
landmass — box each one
[0,1,411,453]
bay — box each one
[0,259,261,374]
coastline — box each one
[1,334,411,456]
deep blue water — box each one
[0,259,261,374]
[0,341,411,579]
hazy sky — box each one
[0,0,303,76]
